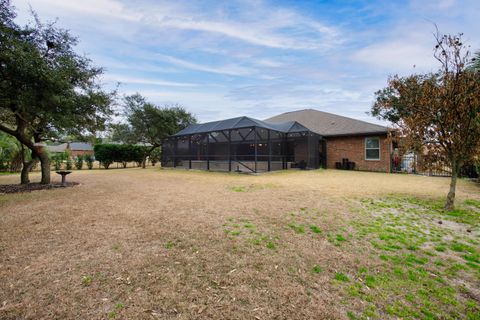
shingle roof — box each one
[46,142,93,152]
[265,109,388,137]
[69,142,93,151]
[46,143,68,153]
[174,116,312,136]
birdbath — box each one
[56,170,72,187]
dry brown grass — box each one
[0,168,478,319]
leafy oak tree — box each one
[112,93,196,167]
[372,32,480,210]
[0,0,114,184]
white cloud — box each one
[16,0,342,50]
[102,74,200,87]
[155,54,255,76]
[154,16,336,50]
[352,40,436,74]
[21,0,140,21]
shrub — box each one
[94,144,114,169]
[94,144,148,169]
[150,147,161,166]
[52,156,62,170]
[50,151,68,171]
[65,157,73,170]
[84,154,94,169]
[74,155,84,170]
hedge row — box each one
[94,144,148,169]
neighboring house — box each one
[266,109,391,172]
[162,109,392,173]
[46,143,69,154]
[46,142,94,157]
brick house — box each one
[47,142,94,157]
[162,109,391,173]
[266,109,391,172]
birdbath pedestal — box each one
[56,170,72,187]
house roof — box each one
[174,116,313,136]
[69,142,93,151]
[46,142,93,153]
[265,109,389,137]
[46,143,68,153]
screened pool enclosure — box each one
[162,116,325,173]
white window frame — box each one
[365,137,380,161]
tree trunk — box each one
[142,146,157,169]
[20,160,35,184]
[20,147,38,185]
[37,149,51,184]
[20,145,30,184]
[445,165,459,211]
[0,122,51,184]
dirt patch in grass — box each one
[0,182,79,194]
[0,168,479,319]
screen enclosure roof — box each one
[174,116,316,137]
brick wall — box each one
[69,150,94,158]
[326,135,391,172]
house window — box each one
[365,137,380,160]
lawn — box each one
[0,168,479,319]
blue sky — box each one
[12,0,480,124]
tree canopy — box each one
[0,0,115,183]
[372,32,480,210]
[94,144,147,169]
[470,51,480,70]
[111,93,196,167]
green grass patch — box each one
[243,223,255,229]
[349,196,480,319]
[265,241,276,249]
[164,241,175,249]
[288,223,305,234]
[464,199,480,208]
[108,303,124,319]
[231,186,246,192]
[335,272,350,282]
[230,184,277,193]
[451,242,476,253]
[365,275,376,287]
[312,265,322,274]
[81,275,93,286]
[463,253,479,264]
[251,234,268,245]
[309,225,322,234]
